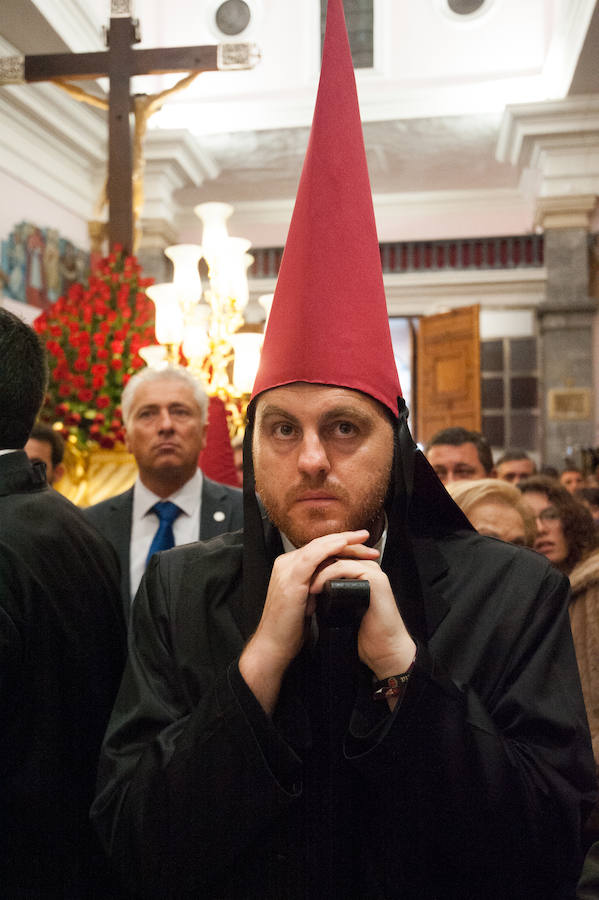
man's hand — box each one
[309,556,416,682]
[239,530,380,714]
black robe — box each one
[0,451,126,898]
[92,520,596,899]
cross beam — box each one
[0,4,258,253]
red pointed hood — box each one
[251,0,401,417]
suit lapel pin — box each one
[213,510,225,522]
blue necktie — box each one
[146,501,182,566]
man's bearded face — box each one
[253,383,394,547]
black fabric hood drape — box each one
[241,395,473,643]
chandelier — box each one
[140,202,273,437]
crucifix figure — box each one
[0,0,260,254]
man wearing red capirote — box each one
[92,2,596,897]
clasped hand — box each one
[239,530,416,713]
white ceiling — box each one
[1,0,598,246]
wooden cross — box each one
[0,0,259,254]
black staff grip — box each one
[317,579,370,628]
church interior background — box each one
[1,0,599,476]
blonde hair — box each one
[447,478,536,547]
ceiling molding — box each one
[176,186,533,246]
[535,194,598,230]
[0,81,106,162]
[496,95,599,167]
[250,266,547,319]
[0,87,102,218]
[145,129,220,185]
[29,0,105,52]
[541,0,598,96]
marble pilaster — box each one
[537,202,598,466]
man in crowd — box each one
[425,425,494,484]
[91,2,596,897]
[24,420,65,485]
[0,307,126,897]
[562,465,586,494]
[495,448,536,484]
[84,366,242,615]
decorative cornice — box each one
[535,195,598,230]
[177,187,533,247]
[250,266,547,318]
[497,95,599,168]
[144,130,220,186]
[137,217,179,249]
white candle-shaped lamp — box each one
[230,332,263,394]
[146,283,185,346]
[164,244,204,305]
[194,202,233,270]
[211,237,252,303]
[182,303,211,363]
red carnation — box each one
[110,358,123,371]
[96,395,111,409]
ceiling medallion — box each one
[447,0,487,14]
[215,0,252,36]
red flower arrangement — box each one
[34,247,155,450]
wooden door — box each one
[416,304,480,444]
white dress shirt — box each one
[129,469,203,600]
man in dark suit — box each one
[425,426,495,485]
[0,307,126,897]
[84,365,242,614]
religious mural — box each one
[1,222,89,309]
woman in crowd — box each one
[519,476,598,573]
[519,475,599,843]
[447,478,536,547]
